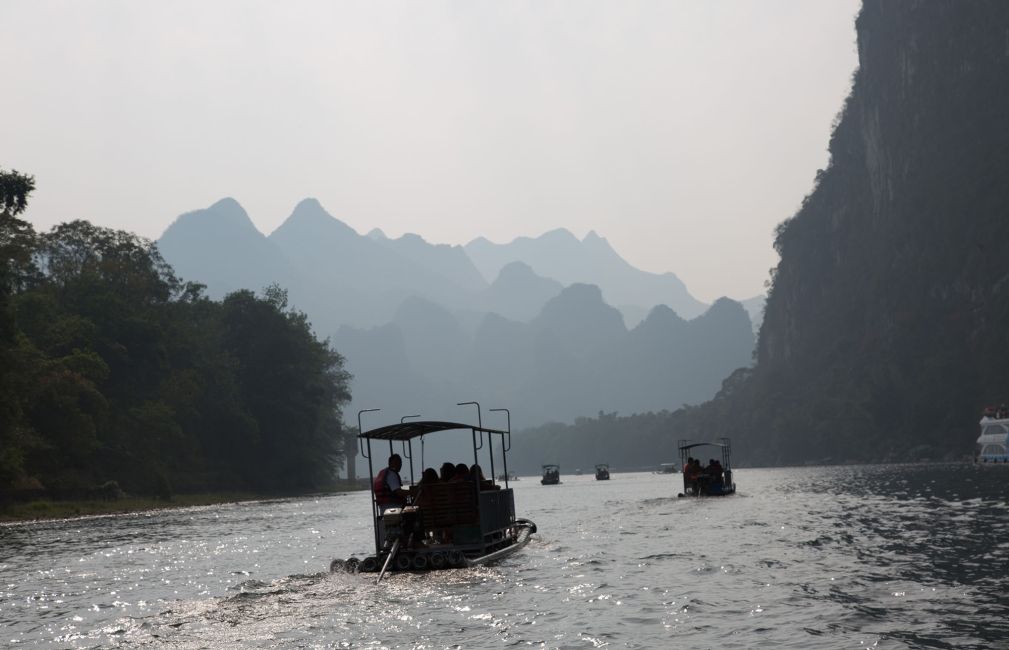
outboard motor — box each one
[381,506,423,550]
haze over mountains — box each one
[158,199,758,430]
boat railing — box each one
[478,488,516,541]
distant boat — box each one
[654,463,678,474]
[594,464,610,480]
[976,408,1009,463]
[541,464,560,485]
[497,471,519,481]
[574,468,583,476]
[677,438,736,497]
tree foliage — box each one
[0,168,39,490]
[0,178,352,500]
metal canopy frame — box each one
[678,442,728,451]
[359,420,506,441]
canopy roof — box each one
[542,464,559,469]
[359,420,506,441]
[678,442,729,451]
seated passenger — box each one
[708,459,724,486]
[470,464,499,490]
[420,467,439,484]
[682,458,698,494]
[440,462,456,481]
[373,453,408,513]
[690,458,704,495]
[452,463,471,481]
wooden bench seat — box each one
[411,481,479,529]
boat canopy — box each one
[678,442,729,451]
[359,420,506,441]
[977,419,1009,445]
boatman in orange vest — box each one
[374,453,408,513]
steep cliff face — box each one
[723,1,1009,464]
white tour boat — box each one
[976,413,1009,463]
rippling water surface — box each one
[3,463,1009,648]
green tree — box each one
[0,168,37,488]
[219,288,351,491]
[2,188,353,502]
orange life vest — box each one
[373,468,404,507]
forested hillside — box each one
[0,173,351,502]
[517,1,1009,467]
[738,0,1009,464]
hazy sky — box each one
[2,0,859,303]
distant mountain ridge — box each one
[156,198,758,430]
[158,197,296,300]
[160,197,488,330]
[465,229,707,322]
[476,261,563,322]
[158,199,734,331]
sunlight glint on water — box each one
[2,464,1008,648]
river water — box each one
[2,463,1008,649]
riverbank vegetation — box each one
[0,169,352,512]
[0,492,267,523]
[0,481,371,523]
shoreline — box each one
[0,484,368,524]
